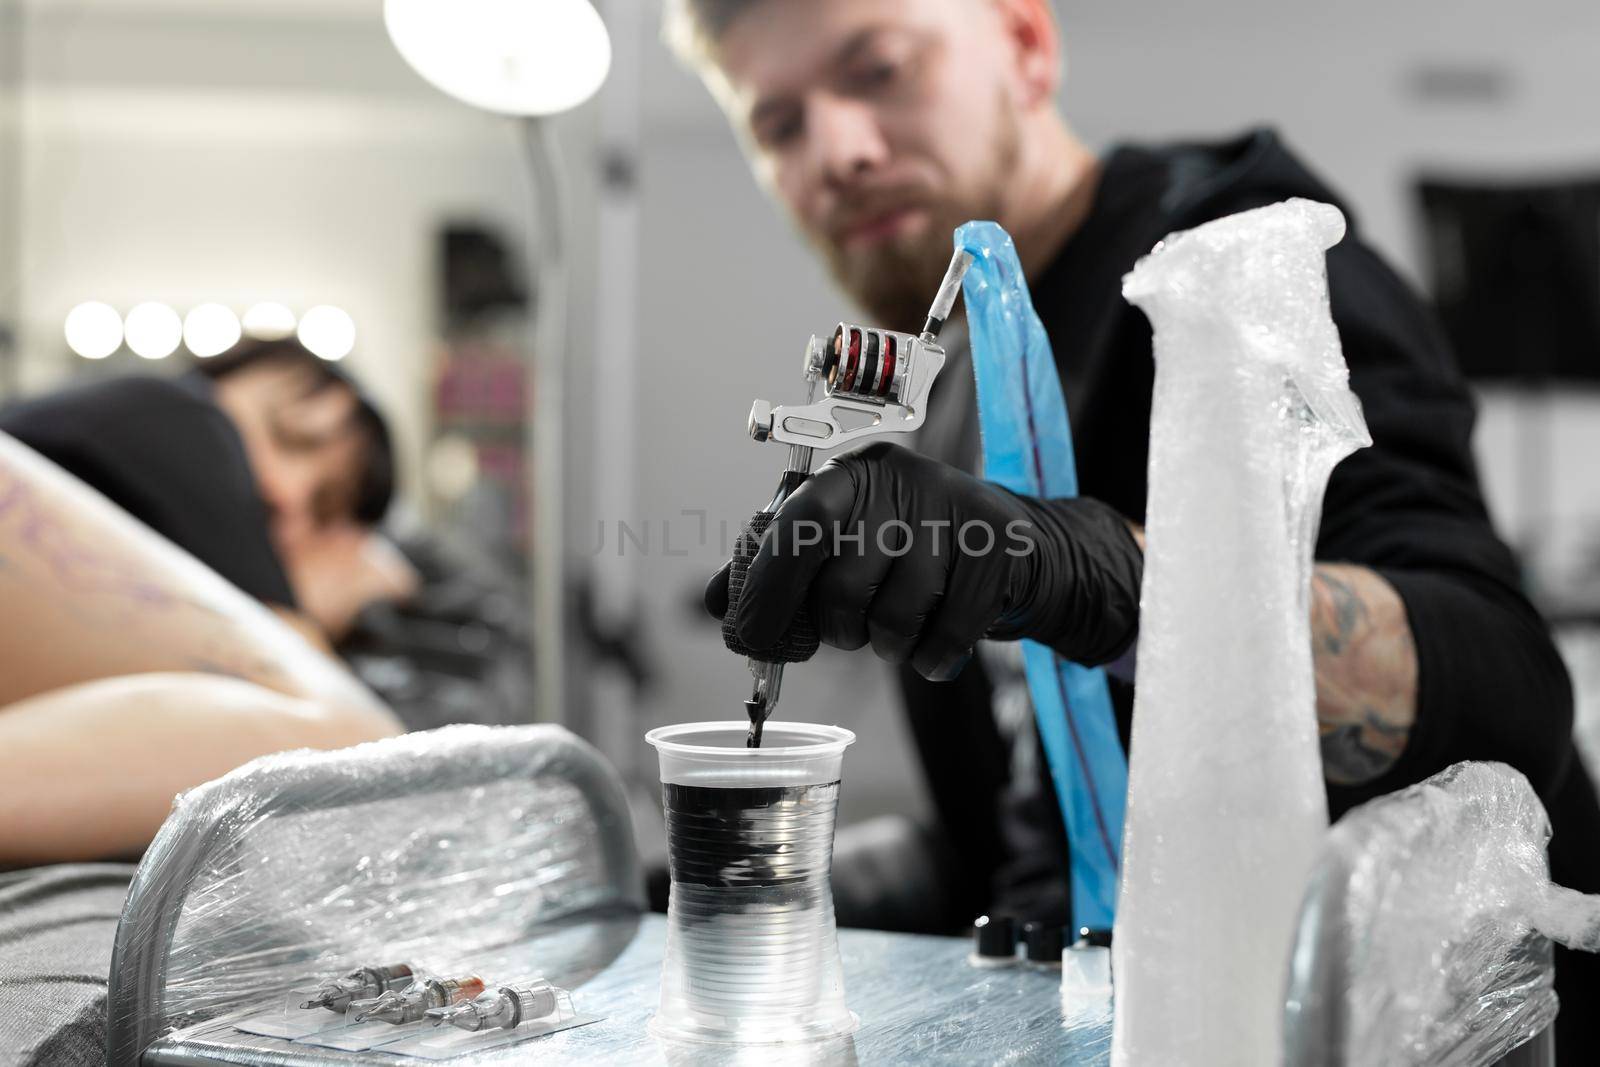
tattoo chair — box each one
[103,724,644,1066]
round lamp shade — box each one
[384,0,612,117]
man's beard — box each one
[807,96,1021,330]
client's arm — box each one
[0,431,391,714]
[0,673,395,865]
[0,432,400,863]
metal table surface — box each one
[146,914,1111,1065]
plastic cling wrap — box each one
[105,723,642,1065]
[957,219,1127,930]
[1284,761,1574,1066]
[1113,199,1371,1066]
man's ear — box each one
[991,0,1062,109]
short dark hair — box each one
[666,2,1063,71]
[661,0,764,66]
[192,338,396,525]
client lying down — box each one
[0,341,414,866]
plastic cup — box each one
[645,721,857,1044]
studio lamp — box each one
[383,0,611,118]
[385,0,613,726]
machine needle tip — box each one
[745,698,766,748]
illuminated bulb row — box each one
[64,302,355,362]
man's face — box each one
[713,0,1025,328]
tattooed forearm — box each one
[1311,564,1418,785]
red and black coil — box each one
[825,323,906,402]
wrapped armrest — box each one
[1284,762,1556,1067]
[106,724,642,1065]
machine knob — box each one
[1023,920,1065,965]
[972,914,1017,963]
[748,400,774,442]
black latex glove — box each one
[704,442,1143,681]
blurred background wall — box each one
[3,0,1599,825]
[1,0,19,395]
[10,0,548,499]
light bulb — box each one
[64,302,123,360]
[183,303,241,358]
[297,305,356,361]
[124,303,182,360]
[242,302,297,341]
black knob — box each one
[1023,920,1065,964]
[1075,927,1113,949]
[972,914,1017,959]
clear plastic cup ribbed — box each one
[645,721,857,1044]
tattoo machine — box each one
[425,980,574,1032]
[350,975,486,1024]
[298,962,417,1013]
[725,248,973,747]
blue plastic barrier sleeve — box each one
[956,220,1128,928]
